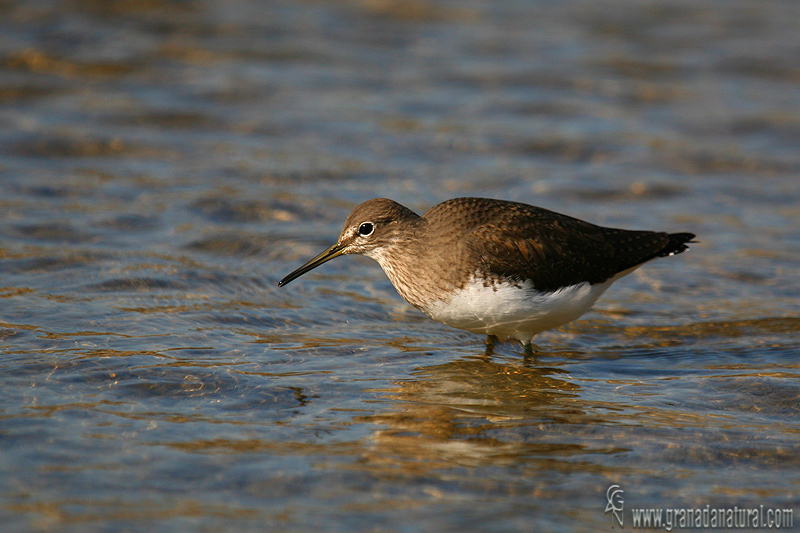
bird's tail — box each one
[659,232,696,257]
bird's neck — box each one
[367,222,470,310]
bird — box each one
[278,197,695,351]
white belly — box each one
[420,275,618,343]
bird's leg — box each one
[484,335,499,357]
[522,341,541,365]
[523,341,533,357]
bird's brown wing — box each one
[457,199,685,292]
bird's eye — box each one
[358,222,374,236]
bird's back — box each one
[423,197,693,292]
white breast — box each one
[420,274,619,343]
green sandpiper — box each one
[279,197,695,349]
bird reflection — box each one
[355,355,625,472]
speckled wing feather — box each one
[429,198,693,292]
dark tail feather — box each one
[658,232,696,257]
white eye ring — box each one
[358,222,374,236]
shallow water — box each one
[1,0,799,531]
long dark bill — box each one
[277,243,345,287]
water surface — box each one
[1,0,799,531]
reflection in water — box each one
[351,347,800,483]
[356,357,627,473]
